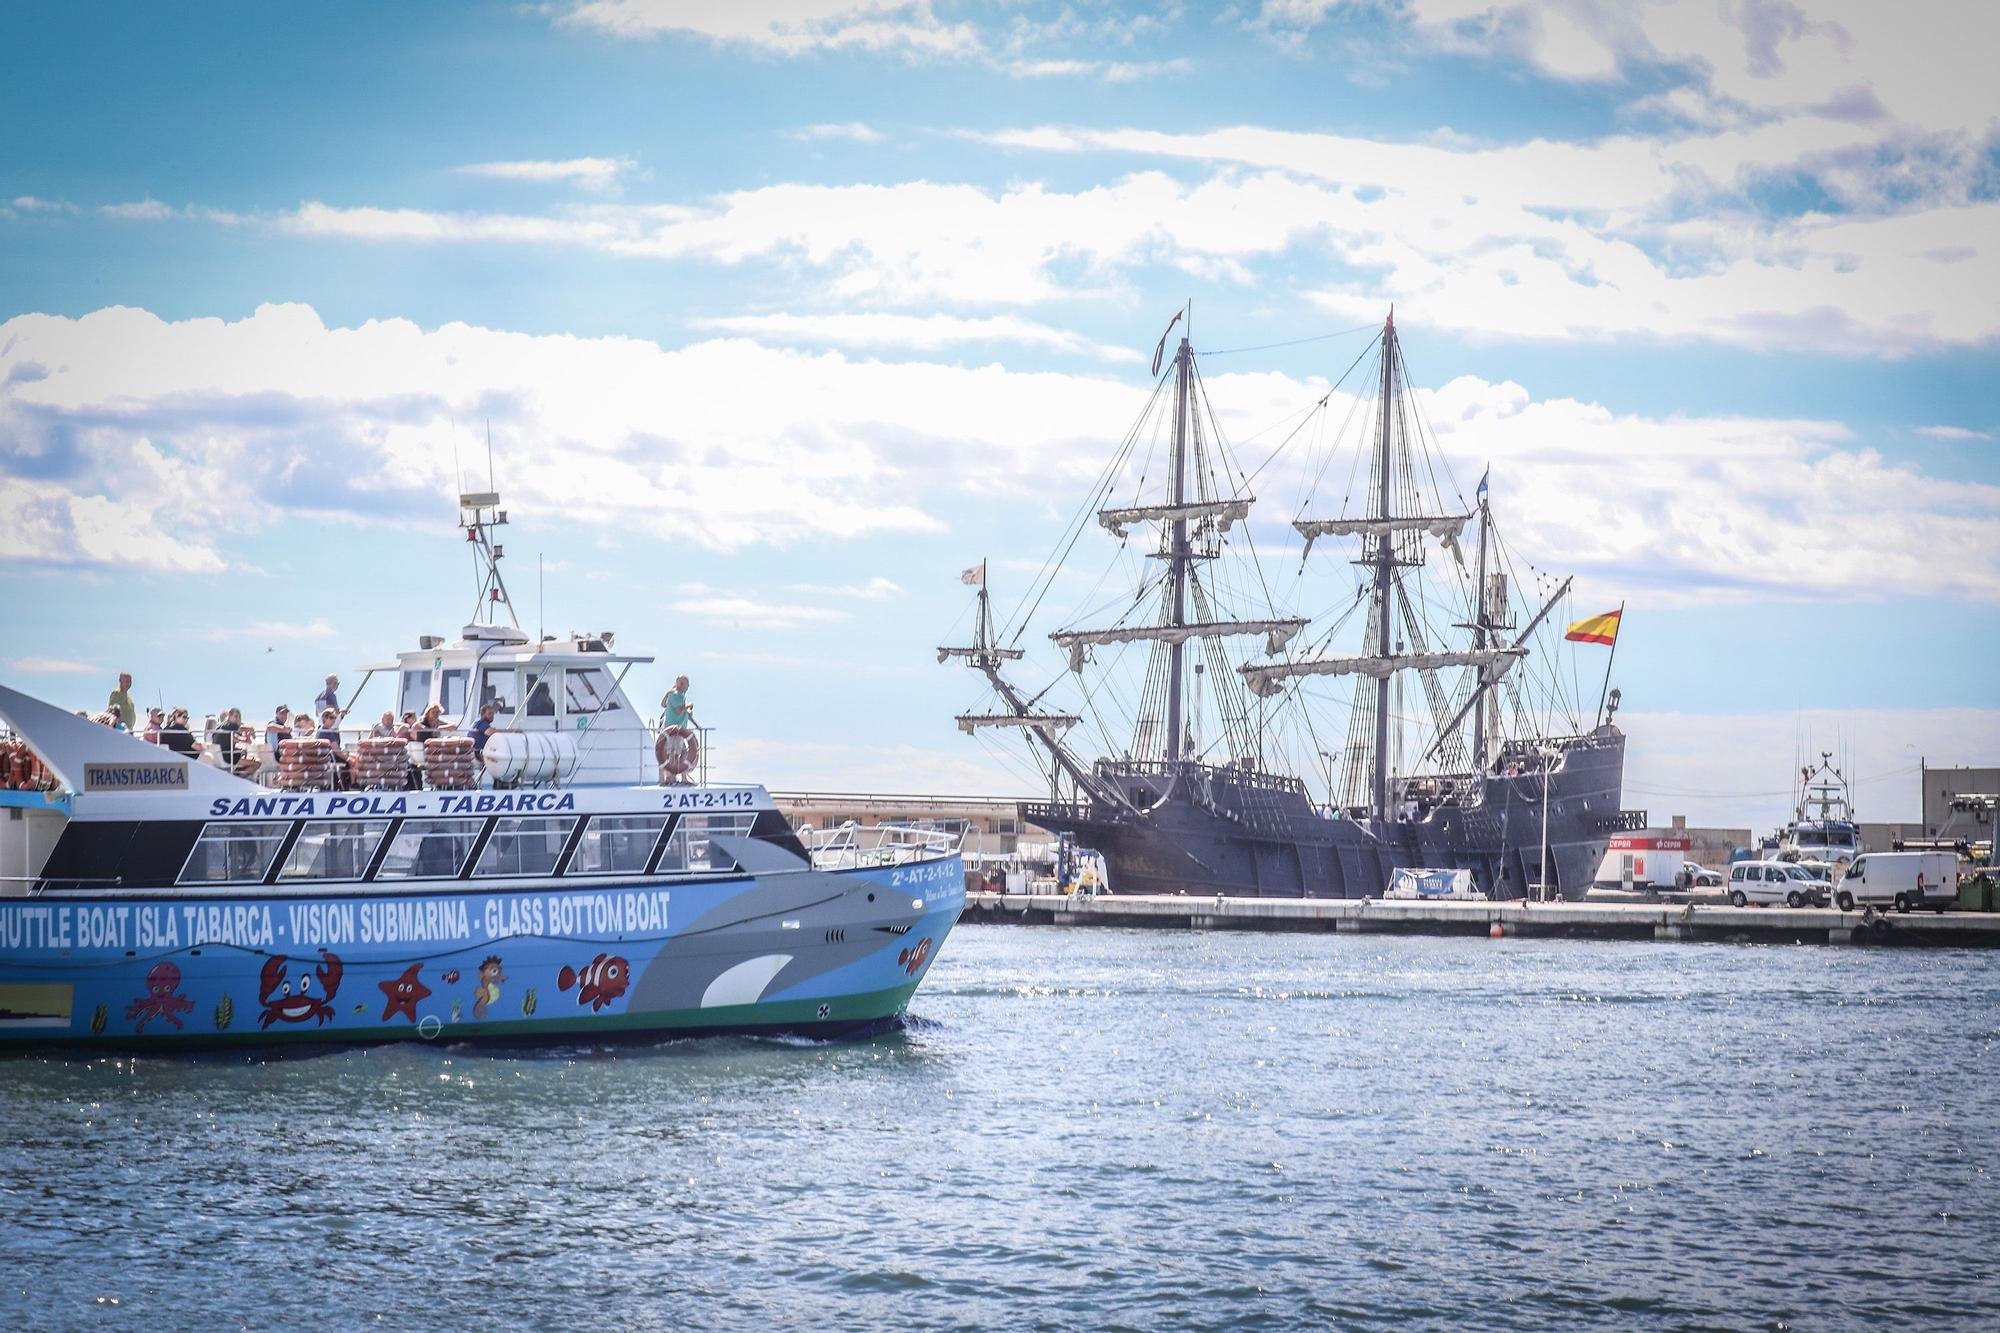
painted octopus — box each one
[126,962,196,1033]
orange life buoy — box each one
[656,726,698,778]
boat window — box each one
[441,668,469,720]
[655,813,755,875]
[523,672,556,717]
[399,669,434,717]
[374,818,485,880]
[179,822,290,885]
[479,667,516,716]
[564,667,621,715]
[279,820,390,881]
[473,816,577,877]
[568,815,670,875]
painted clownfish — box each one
[558,953,630,1012]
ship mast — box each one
[1165,326,1193,763]
[1470,481,1490,773]
[1369,313,1397,818]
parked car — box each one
[1727,860,1832,908]
[1682,860,1723,888]
[1835,850,1960,913]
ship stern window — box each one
[375,818,485,880]
[399,669,434,717]
[569,815,670,875]
[179,821,290,885]
[473,816,577,877]
[655,814,755,875]
[524,672,556,717]
[279,820,391,881]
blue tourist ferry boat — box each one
[0,493,964,1049]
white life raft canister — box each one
[482,730,582,785]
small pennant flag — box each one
[1564,608,1622,646]
[1476,467,1489,505]
[959,561,986,587]
[1151,309,1184,377]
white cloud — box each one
[10,196,77,214]
[787,121,885,143]
[691,311,1143,362]
[455,156,636,192]
[558,0,979,57]
[2,303,1990,607]
[4,656,99,674]
[669,595,851,626]
[786,576,903,600]
[1005,56,1193,82]
[1916,424,1994,442]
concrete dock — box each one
[962,892,2000,947]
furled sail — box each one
[1099,497,1253,540]
[1052,618,1308,674]
[1240,647,1526,697]
[1294,514,1470,560]
[955,713,1081,735]
[936,644,1025,663]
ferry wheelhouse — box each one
[0,493,964,1049]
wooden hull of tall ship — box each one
[1022,729,1627,901]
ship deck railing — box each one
[801,820,970,870]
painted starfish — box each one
[378,964,431,1023]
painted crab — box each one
[258,949,344,1028]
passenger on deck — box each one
[265,706,292,749]
[317,708,352,788]
[469,703,498,754]
[397,710,420,740]
[159,708,197,757]
[370,710,397,738]
[142,707,164,744]
[213,707,245,769]
[107,672,136,731]
[416,703,448,740]
[314,674,342,720]
[661,675,692,730]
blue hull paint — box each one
[0,858,965,1049]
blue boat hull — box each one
[0,858,964,1050]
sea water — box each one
[3,927,1996,1329]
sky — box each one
[1,0,1996,833]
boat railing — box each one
[801,820,971,870]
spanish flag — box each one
[1564,608,1622,646]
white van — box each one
[1835,851,1959,913]
[1727,860,1832,908]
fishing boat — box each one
[946,311,1633,900]
[0,492,964,1049]
[1767,751,1865,875]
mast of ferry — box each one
[1165,318,1193,765]
[1368,312,1397,819]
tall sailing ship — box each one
[945,311,1633,900]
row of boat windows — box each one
[399,665,624,720]
[178,813,755,886]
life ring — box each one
[656,725,699,779]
